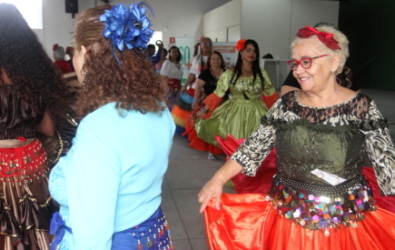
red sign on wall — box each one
[169,37,176,44]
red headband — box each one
[296,26,341,50]
[235,39,246,51]
[52,43,58,51]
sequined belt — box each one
[278,174,363,195]
[269,174,376,236]
[166,78,181,90]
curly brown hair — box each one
[74,4,166,116]
[0,3,73,123]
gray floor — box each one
[161,88,395,250]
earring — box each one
[81,69,87,77]
[330,69,335,74]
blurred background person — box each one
[160,46,183,111]
[53,43,73,74]
[184,51,225,159]
[155,48,167,73]
[172,37,212,135]
[65,46,75,72]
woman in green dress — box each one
[195,39,279,145]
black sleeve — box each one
[282,70,301,88]
[198,69,212,83]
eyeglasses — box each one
[287,54,328,71]
[202,43,211,46]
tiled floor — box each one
[162,88,395,250]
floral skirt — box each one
[204,193,395,250]
[0,139,55,250]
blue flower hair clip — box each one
[99,2,154,66]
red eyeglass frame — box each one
[287,54,328,71]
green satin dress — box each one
[195,69,276,145]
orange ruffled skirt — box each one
[204,193,395,250]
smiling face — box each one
[240,44,256,64]
[209,53,222,69]
[291,37,338,93]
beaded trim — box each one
[269,174,376,236]
[0,140,48,183]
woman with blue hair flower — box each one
[48,4,175,250]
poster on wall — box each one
[173,37,195,84]
[212,42,237,69]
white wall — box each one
[203,0,241,42]
[241,0,339,59]
[35,0,231,56]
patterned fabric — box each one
[231,90,395,196]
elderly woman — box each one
[49,3,175,250]
[198,25,395,250]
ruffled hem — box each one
[204,194,395,250]
[184,121,222,154]
[171,105,189,128]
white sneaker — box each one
[208,152,216,160]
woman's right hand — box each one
[192,100,199,109]
[198,178,224,213]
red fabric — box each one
[362,167,395,213]
[262,92,279,109]
[215,134,395,213]
[203,93,223,119]
[235,39,247,51]
[53,60,72,74]
[166,78,181,90]
[0,140,48,180]
[184,121,223,154]
[296,26,341,50]
[204,193,395,250]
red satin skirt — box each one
[204,194,395,250]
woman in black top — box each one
[184,51,226,159]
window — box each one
[0,0,42,29]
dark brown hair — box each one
[0,3,73,123]
[207,51,226,70]
[74,4,166,116]
[168,46,181,63]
